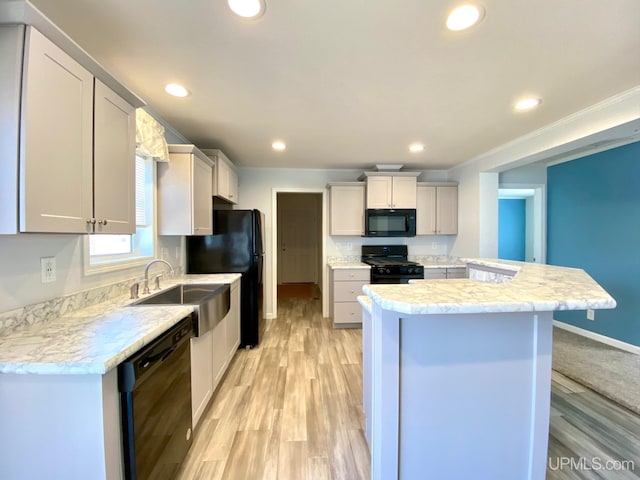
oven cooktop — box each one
[362,245,424,283]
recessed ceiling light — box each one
[228,0,266,18]
[164,83,190,97]
[514,97,542,111]
[272,141,286,151]
[409,143,425,153]
[446,4,484,31]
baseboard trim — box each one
[553,321,640,355]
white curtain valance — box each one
[135,109,170,162]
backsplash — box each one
[0,267,183,335]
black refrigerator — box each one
[186,209,264,348]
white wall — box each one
[449,87,640,259]
[237,167,454,319]
[0,107,190,313]
[499,163,547,185]
[0,233,182,312]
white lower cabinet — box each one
[330,267,370,327]
[190,279,241,428]
[190,329,214,428]
[424,267,467,279]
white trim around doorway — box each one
[271,188,328,319]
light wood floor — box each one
[177,295,640,480]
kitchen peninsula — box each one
[359,260,616,480]
[0,273,241,480]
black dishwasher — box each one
[118,315,194,480]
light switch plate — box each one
[587,309,595,321]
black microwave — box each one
[365,209,416,237]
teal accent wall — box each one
[547,141,640,347]
[498,199,526,261]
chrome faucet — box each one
[143,259,175,294]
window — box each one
[84,155,155,273]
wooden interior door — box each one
[278,194,319,284]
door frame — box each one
[271,188,328,318]
[498,183,546,263]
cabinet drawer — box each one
[333,269,370,282]
[446,267,467,279]
[424,269,447,279]
[333,302,363,324]
[334,281,367,302]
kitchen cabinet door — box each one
[365,175,417,209]
[417,184,458,235]
[211,319,227,392]
[158,146,213,235]
[366,176,392,208]
[190,329,214,428]
[20,27,94,233]
[216,158,231,199]
[192,156,214,234]
[228,168,239,204]
[436,186,458,235]
[225,281,241,358]
[391,176,417,208]
[416,185,437,235]
[330,184,365,235]
[93,79,136,234]
[424,268,447,279]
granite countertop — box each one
[0,274,241,376]
[327,260,371,269]
[363,259,616,315]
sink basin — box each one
[131,283,230,336]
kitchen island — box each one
[359,260,616,480]
[0,273,240,480]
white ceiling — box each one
[29,0,640,170]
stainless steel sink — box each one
[131,283,230,336]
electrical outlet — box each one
[431,242,438,250]
[587,309,595,321]
[161,247,169,260]
[346,242,352,251]
[41,257,56,283]
[175,246,181,259]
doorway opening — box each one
[275,192,324,303]
[498,186,545,263]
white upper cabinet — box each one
[158,145,213,236]
[20,26,94,233]
[416,183,458,235]
[366,177,393,208]
[416,185,437,235]
[93,79,136,234]
[329,183,365,235]
[0,23,141,235]
[202,149,239,204]
[363,173,419,209]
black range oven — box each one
[362,245,424,284]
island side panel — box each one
[361,300,372,446]
[0,372,121,480]
[529,312,553,480]
[397,311,553,480]
[371,302,401,480]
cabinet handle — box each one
[86,218,96,225]
[98,219,108,226]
